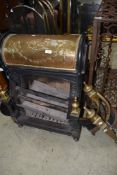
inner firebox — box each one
[17,75,70,123]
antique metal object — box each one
[9,5,47,34]
[0,32,117,143]
[59,0,79,34]
[0,33,87,141]
[89,0,117,113]
[71,97,80,116]
[39,0,58,34]
[2,34,81,71]
[0,87,9,102]
[8,1,58,34]
[84,107,117,143]
[0,0,117,144]
[0,69,8,102]
[84,83,111,122]
[59,1,100,34]
[0,70,8,90]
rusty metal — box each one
[89,0,117,111]
[2,34,81,71]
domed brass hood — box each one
[2,34,81,71]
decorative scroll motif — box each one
[96,0,117,22]
[90,0,117,109]
[104,70,117,108]
[95,69,104,94]
[96,35,113,68]
[95,32,117,108]
[95,35,113,93]
[96,70,117,108]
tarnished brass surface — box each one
[0,87,9,102]
[84,83,111,122]
[2,34,81,71]
[71,97,80,116]
[0,71,8,102]
[84,107,117,143]
[0,72,8,90]
[67,0,71,33]
[88,34,117,42]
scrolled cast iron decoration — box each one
[89,0,117,129]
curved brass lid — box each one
[2,34,81,72]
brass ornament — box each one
[84,82,99,101]
[84,107,117,143]
[84,82,110,122]
[67,0,71,33]
[0,86,9,102]
[71,97,80,116]
[87,34,117,42]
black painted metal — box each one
[0,33,88,141]
[78,3,99,34]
